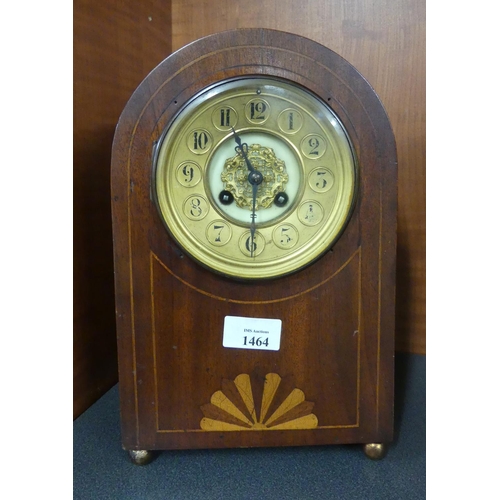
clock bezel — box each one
[152,75,359,281]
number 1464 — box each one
[243,336,269,347]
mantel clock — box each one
[111,29,397,465]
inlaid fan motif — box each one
[200,373,318,431]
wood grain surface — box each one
[74,0,424,419]
[171,0,425,353]
[111,29,397,451]
[73,0,172,418]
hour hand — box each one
[231,127,254,172]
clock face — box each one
[154,77,357,279]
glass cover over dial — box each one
[154,77,357,279]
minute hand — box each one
[249,182,258,257]
[231,127,263,258]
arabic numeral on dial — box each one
[212,106,237,130]
[189,129,212,154]
[305,204,314,219]
[298,200,323,226]
[316,171,327,188]
[273,224,298,249]
[220,108,231,127]
[190,197,202,217]
[183,164,194,183]
[301,134,326,159]
[239,231,264,256]
[308,137,320,155]
[245,236,257,253]
[278,108,303,134]
[176,162,201,187]
[193,131,208,150]
[246,99,270,123]
[184,195,208,220]
[206,220,231,246]
[281,227,292,244]
[213,224,224,242]
[308,168,334,193]
[251,102,266,120]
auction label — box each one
[223,316,282,351]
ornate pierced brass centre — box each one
[221,144,288,210]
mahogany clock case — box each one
[111,29,397,452]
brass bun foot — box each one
[128,449,154,466]
[363,443,387,460]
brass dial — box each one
[154,77,357,279]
